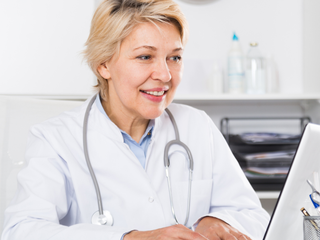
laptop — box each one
[263,123,320,239]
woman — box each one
[1,0,269,239]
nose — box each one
[151,59,171,82]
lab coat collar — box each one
[95,93,155,143]
[82,94,165,143]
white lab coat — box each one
[1,97,270,240]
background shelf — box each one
[174,94,320,101]
[2,93,320,103]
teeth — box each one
[144,91,165,96]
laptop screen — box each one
[264,123,320,239]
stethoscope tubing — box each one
[83,94,105,217]
[83,94,194,226]
[164,108,194,226]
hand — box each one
[124,224,208,240]
[195,217,252,240]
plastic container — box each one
[227,33,245,94]
[303,216,320,239]
[245,42,266,94]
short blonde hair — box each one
[83,0,189,89]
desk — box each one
[257,191,280,215]
[257,191,280,199]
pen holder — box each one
[303,216,320,240]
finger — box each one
[166,224,208,240]
[216,229,243,240]
[173,224,191,230]
[221,226,251,240]
[205,232,221,240]
[227,233,251,240]
[223,233,237,240]
[229,231,251,240]
[212,231,237,240]
[238,235,252,240]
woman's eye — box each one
[170,56,182,62]
[137,55,151,60]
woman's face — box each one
[98,21,183,120]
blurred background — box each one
[1,0,320,215]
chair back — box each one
[0,96,83,231]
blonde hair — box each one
[83,0,189,90]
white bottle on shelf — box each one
[245,42,266,94]
[227,33,245,94]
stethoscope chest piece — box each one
[91,210,114,226]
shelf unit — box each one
[174,94,320,101]
[173,94,320,109]
[2,93,320,103]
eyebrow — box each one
[133,45,184,52]
[172,47,184,52]
[133,45,157,51]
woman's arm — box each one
[192,115,270,240]
[124,224,207,240]
[195,217,251,240]
[1,126,130,240]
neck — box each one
[100,94,149,143]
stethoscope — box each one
[83,94,194,226]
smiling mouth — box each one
[140,90,167,96]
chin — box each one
[142,107,166,120]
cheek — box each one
[113,71,146,103]
[171,68,183,88]
[112,69,133,90]
[121,75,144,94]
[115,64,149,89]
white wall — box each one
[0,0,318,96]
[175,0,304,94]
[0,0,95,96]
[303,0,320,93]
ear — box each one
[97,64,111,79]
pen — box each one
[301,207,319,231]
[307,180,320,215]
[309,195,320,215]
[313,172,320,202]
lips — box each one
[140,90,165,96]
[140,88,168,102]
[140,87,169,97]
